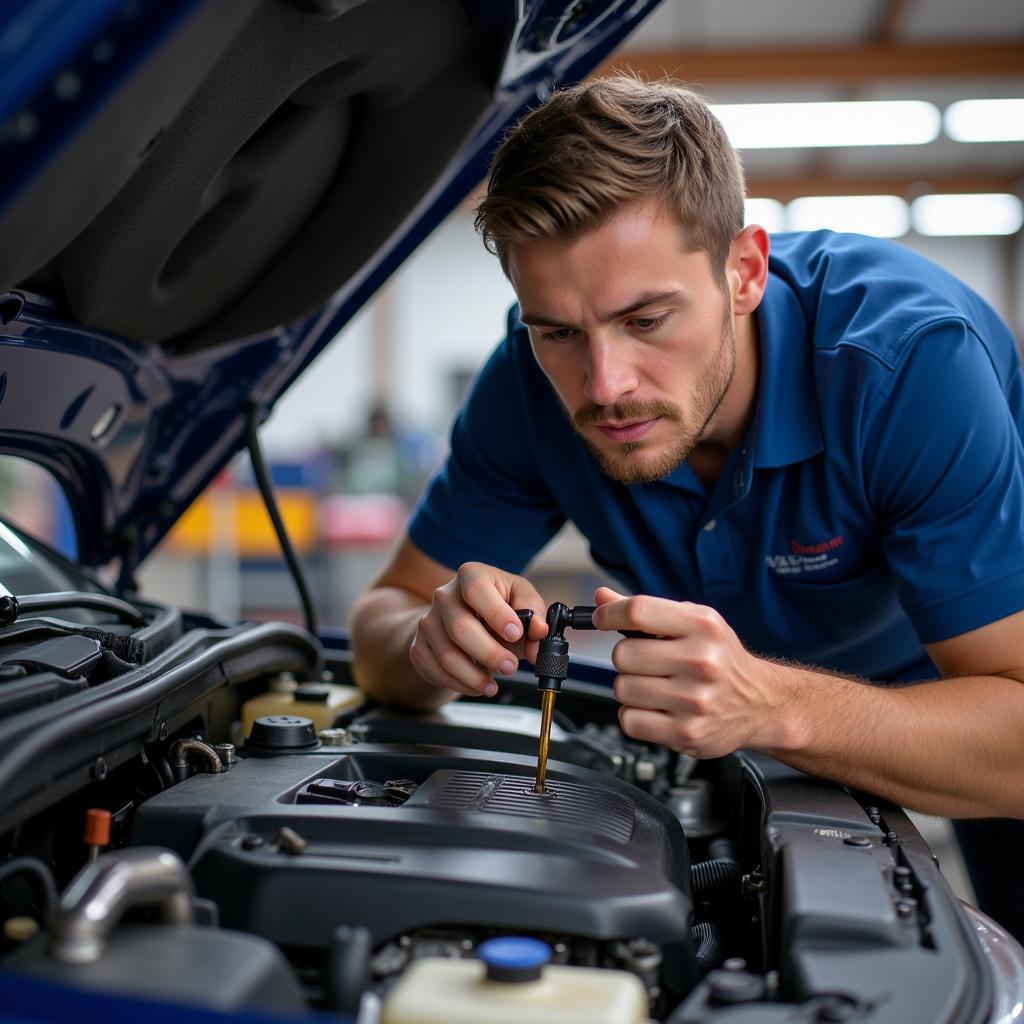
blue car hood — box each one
[0,0,658,572]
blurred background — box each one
[3,0,1022,897]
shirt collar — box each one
[748,269,824,469]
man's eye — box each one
[542,327,576,342]
[631,315,667,333]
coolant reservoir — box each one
[380,937,648,1024]
[240,673,361,736]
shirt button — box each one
[703,519,717,532]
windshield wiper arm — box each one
[0,591,146,629]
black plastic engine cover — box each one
[7,925,306,1011]
[131,745,694,961]
[349,701,618,771]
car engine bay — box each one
[0,593,1001,1023]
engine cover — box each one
[131,745,694,956]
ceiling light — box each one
[912,193,1023,236]
[744,198,785,233]
[711,101,940,149]
[944,99,1024,143]
[786,196,909,238]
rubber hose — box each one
[691,857,741,901]
[0,857,59,917]
[707,837,739,863]
[152,755,175,790]
[693,921,722,968]
[327,924,373,1015]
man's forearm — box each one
[756,662,1024,818]
[350,586,455,710]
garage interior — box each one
[3,0,1022,922]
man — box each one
[351,77,1024,934]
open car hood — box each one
[0,0,658,570]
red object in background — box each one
[319,493,407,546]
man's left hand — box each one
[593,586,786,758]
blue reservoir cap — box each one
[478,937,551,983]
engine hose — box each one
[327,924,372,1015]
[707,837,739,863]
[691,856,741,901]
[152,754,175,790]
[0,856,59,917]
[693,921,722,968]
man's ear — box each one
[727,224,769,316]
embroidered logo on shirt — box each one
[766,535,845,576]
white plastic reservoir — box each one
[380,937,649,1024]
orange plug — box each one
[83,808,111,861]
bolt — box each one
[844,836,872,847]
[158,722,168,741]
[708,969,765,1005]
[896,897,918,919]
[92,757,108,781]
[241,834,265,850]
[318,728,351,747]
[634,759,657,783]
[741,870,766,897]
[276,826,306,855]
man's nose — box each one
[584,333,638,408]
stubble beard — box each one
[570,315,737,485]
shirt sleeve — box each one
[863,318,1024,644]
[407,311,566,573]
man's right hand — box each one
[352,539,548,709]
[409,562,549,698]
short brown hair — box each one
[475,76,745,279]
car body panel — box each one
[0,0,659,569]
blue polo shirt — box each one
[409,231,1024,683]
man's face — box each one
[508,198,738,485]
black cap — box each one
[246,715,319,754]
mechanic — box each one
[351,77,1024,937]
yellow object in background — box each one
[240,672,363,736]
[167,488,318,556]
